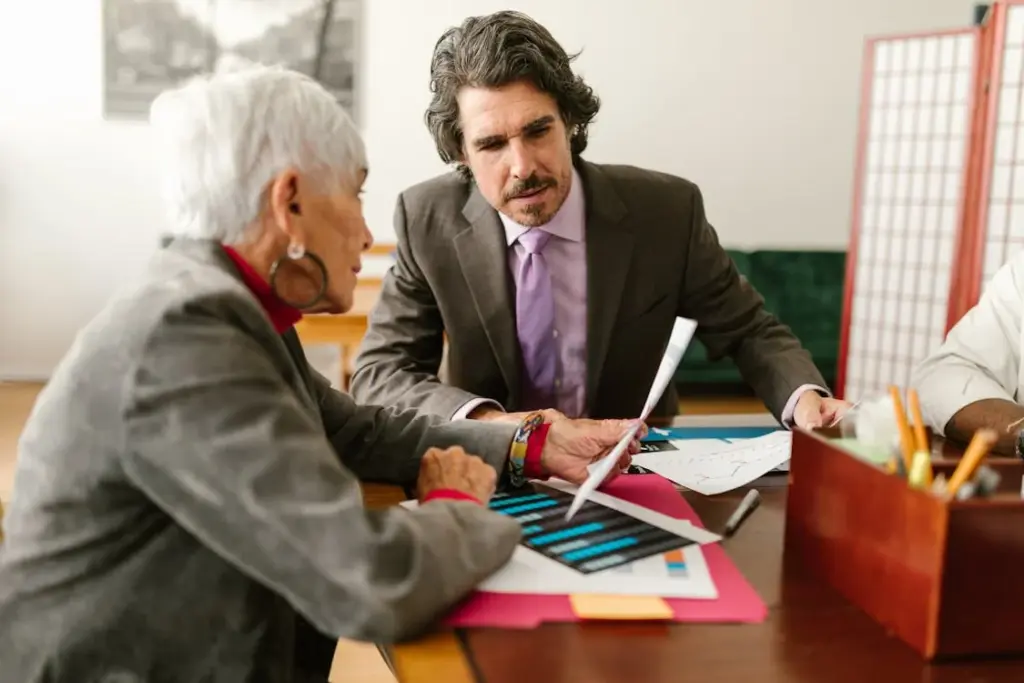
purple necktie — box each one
[515,229,557,409]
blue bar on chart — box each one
[488,484,695,574]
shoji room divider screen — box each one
[960,2,1024,309]
[835,1,1024,402]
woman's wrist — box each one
[422,489,482,505]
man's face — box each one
[457,80,574,227]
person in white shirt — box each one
[911,251,1024,456]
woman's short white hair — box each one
[149,63,366,244]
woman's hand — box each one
[416,446,497,503]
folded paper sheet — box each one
[567,317,698,519]
[441,475,768,628]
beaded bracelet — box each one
[508,411,545,487]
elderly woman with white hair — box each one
[0,66,639,682]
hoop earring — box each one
[268,242,329,310]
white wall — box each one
[0,0,979,379]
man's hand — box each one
[539,418,646,485]
[416,446,497,504]
[793,391,851,429]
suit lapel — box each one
[579,161,633,410]
[454,189,522,405]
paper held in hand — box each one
[564,317,699,520]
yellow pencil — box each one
[907,388,932,485]
[907,389,928,452]
[946,429,998,497]
[889,386,915,473]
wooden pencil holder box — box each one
[784,428,1024,660]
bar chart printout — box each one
[489,485,696,575]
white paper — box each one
[632,431,793,495]
[543,478,721,546]
[654,439,738,457]
[476,538,716,598]
[645,437,788,473]
[400,481,720,598]
[566,317,698,519]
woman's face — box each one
[268,168,372,314]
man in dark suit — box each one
[350,10,848,429]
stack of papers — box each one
[632,432,793,495]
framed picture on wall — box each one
[101,0,361,121]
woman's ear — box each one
[268,168,304,243]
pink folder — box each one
[442,474,768,628]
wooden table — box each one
[372,415,1024,683]
[294,283,380,388]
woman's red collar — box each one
[221,245,303,333]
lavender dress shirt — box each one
[453,169,821,425]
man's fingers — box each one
[601,466,622,485]
[617,449,633,469]
[607,420,639,443]
[801,414,824,428]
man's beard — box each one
[503,173,556,203]
[504,173,558,226]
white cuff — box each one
[780,384,831,428]
[450,398,504,421]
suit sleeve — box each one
[349,194,490,418]
[301,357,517,486]
[121,311,521,643]
[911,255,1024,433]
[677,184,828,419]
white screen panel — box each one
[843,32,976,403]
[980,4,1024,288]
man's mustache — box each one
[504,175,555,202]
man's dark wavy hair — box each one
[425,11,601,179]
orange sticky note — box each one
[569,594,673,620]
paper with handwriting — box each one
[632,431,793,495]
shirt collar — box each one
[500,166,585,246]
[221,245,303,334]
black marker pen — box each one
[723,489,761,537]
